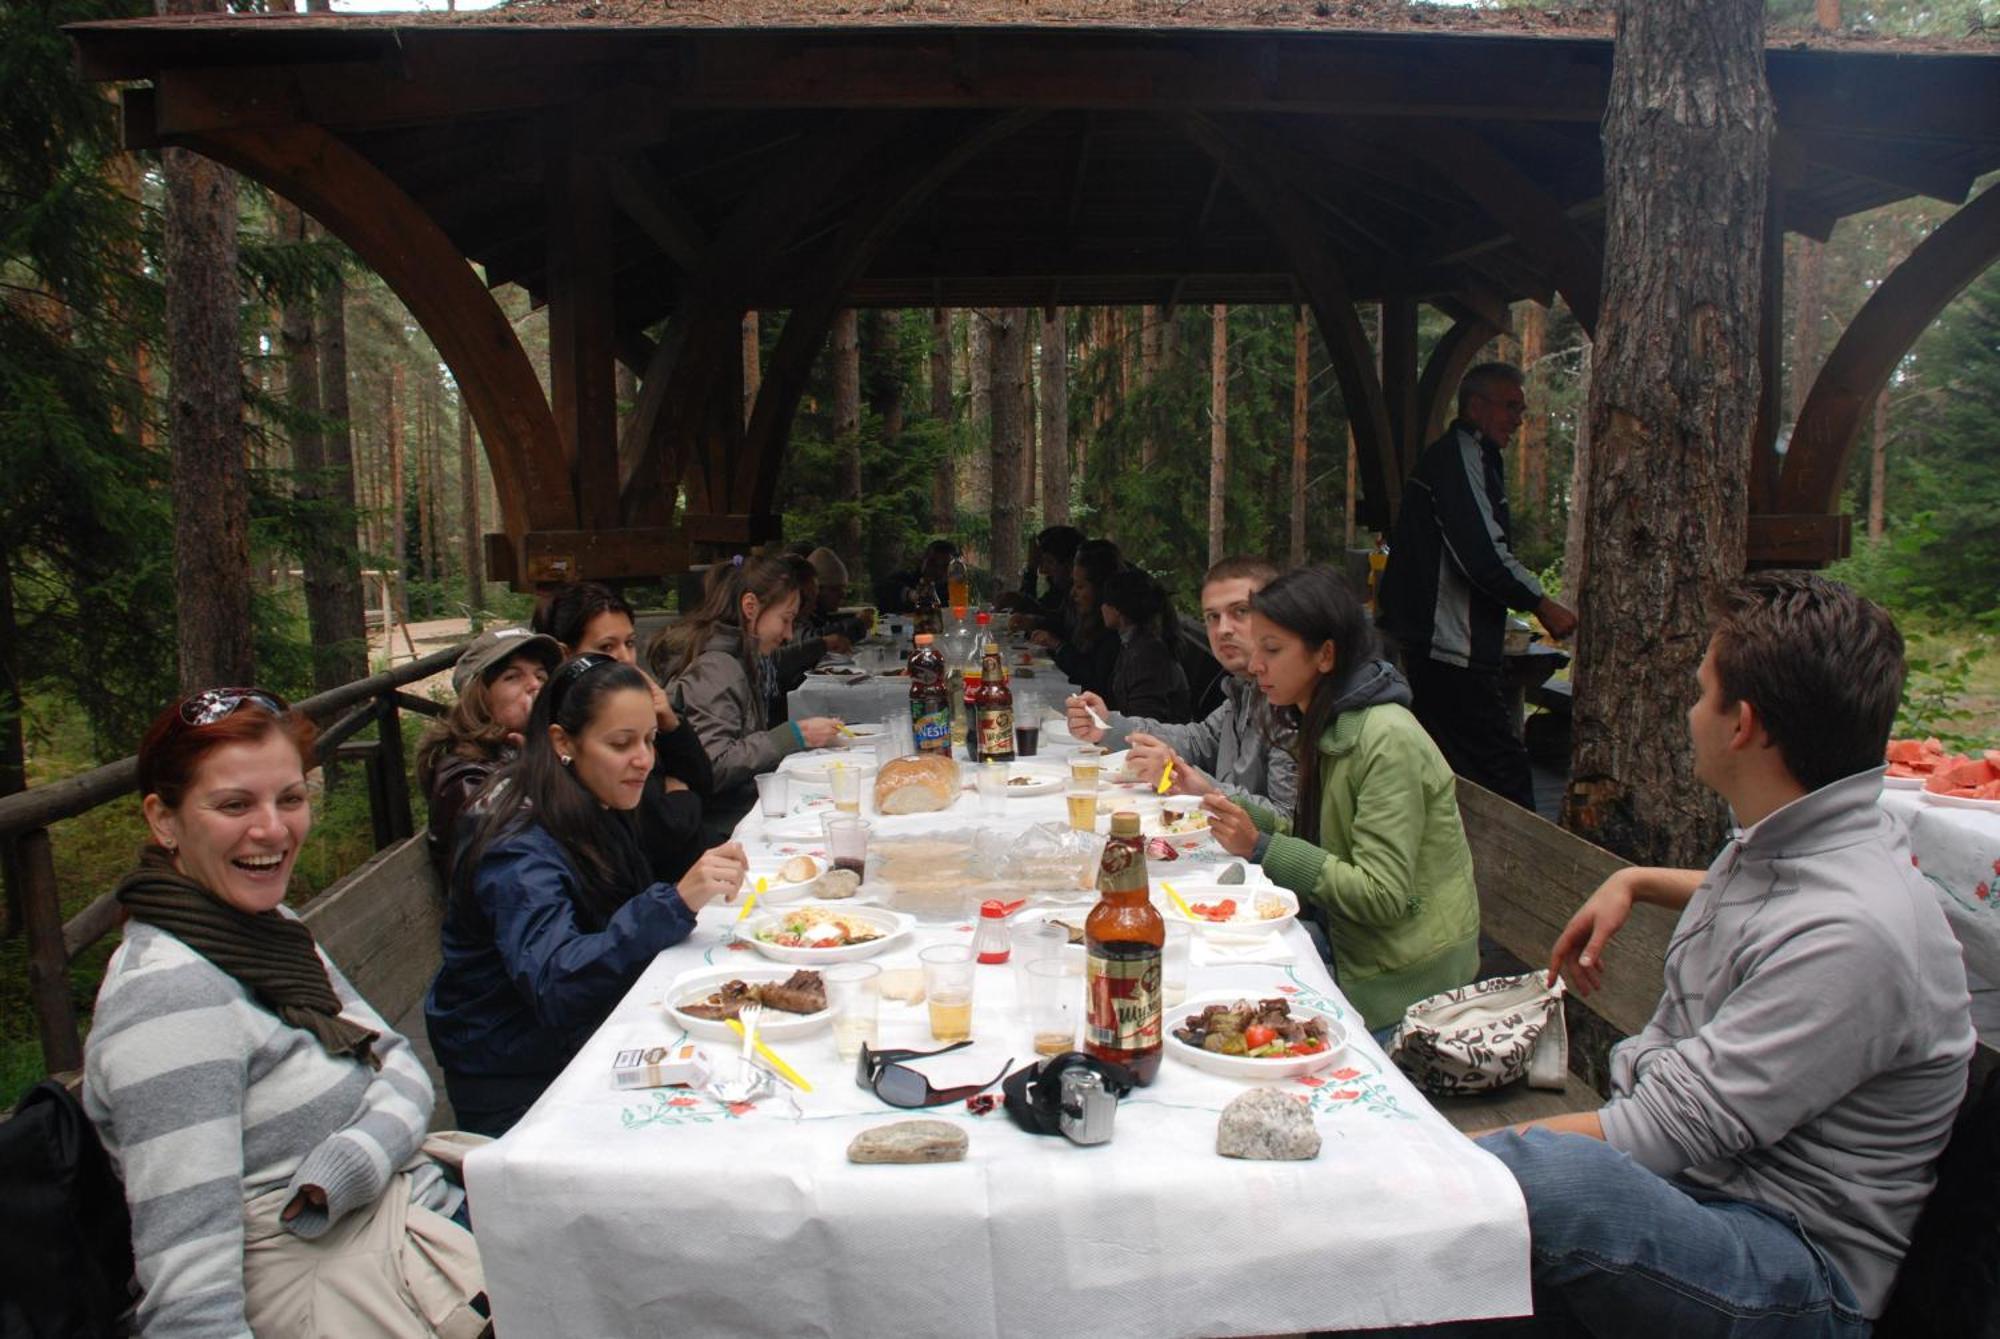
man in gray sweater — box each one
[1462,572,1973,1335]
[1065,554,1296,815]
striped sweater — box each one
[83,916,458,1337]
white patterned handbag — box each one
[1389,973,1568,1097]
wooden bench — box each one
[299,834,453,1127]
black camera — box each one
[1002,1053,1135,1146]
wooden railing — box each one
[1,643,467,1075]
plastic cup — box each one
[1066,781,1098,833]
[1162,922,1192,1007]
[1023,959,1080,1057]
[754,771,788,818]
[1011,922,1070,997]
[822,816,871,879]
[977,761,1010,816]
[825,962,882,1060]
[920,944,977,1042]
[1069,747,1105,788]
[828,761,862,815]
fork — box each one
[736,1002,764,1085]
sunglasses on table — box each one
[179,688,291,726]
[856,1041,1013,1109]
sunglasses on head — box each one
[856,1041,1013,1109]
[544,653,616,720]
[179,688,290,726]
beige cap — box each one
[452,626,562,693]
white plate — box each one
[1041,717,1076,742]
[1165,992,1347,1080]
[745,860,827,904]
[665,965,833,1042]
[844,722,887,739]
[779,751,878,785]
[999,761,1067,796]
[1921,789,2000,813]
[1095,800,1211,848]
[1157,883,1299,936]
[1882,774,1925,791]
[740,903,913,964]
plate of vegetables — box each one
[1166,993,1346,1079]
[741,903,912,964]
[1159,884,1299,936]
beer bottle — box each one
[974,641,1015,764]
[908,634,951,755]
[1085,812,1163,1084]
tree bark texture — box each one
[929,308,955,530]
[314,272,367,682]
[1140,303,1163,471]
[962,310,993,520]
[988,308,1028,589]
[831,308,863,566]
[1867,387,1888,541]
[388,363,407,622]
[742,312,761,430]
[163,132,252,690]
[1344,426,1358,550]
[1563,0,1774,868]
[1563,338,1595,601]
[1291,308,1309,566]
[417,384,437,583]
[1208,304,1229,566]
[1517,302,1547,515]
[1039,309,1069,527]
[866,310,906,446]
[460,396,484,622]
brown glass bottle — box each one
[973,641,1015,763]
[1084,811,1163,1085]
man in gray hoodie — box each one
[1459,572,1973,1335]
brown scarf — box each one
[115,845,379,1069]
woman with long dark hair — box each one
[1098,566,1190,722]
[1201,565,1479,1035]
[534,581,715,882]
[651,555,845,839]
[87,689,485,1334]
[426,656,748,1135]
[1033,537,1123,700]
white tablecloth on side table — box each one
[465,739,1532,1337]
[1883,788,2000,1040]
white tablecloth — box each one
[465,739,1532,1337]
[787,638,1076,730]
[1883,788,2000,1040]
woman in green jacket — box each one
[1202,565,1480,1037]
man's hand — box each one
[678,843,748,911]
[1124,733,1176,787]
[1547,869,1637,995]
[796,717,845,749]
[1200,793,1259,858]
[1064,692,1109,743]
[1029,630,1061,651]
[281,1184,326,1223]
[1537,597,1579,640]
[662,775,689,794]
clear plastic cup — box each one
[822,816,871,880]
[828,761,861,815]
[1066,782,1099,833]
[920,944,977,1042]
[1011,922,1071,997]
[754,771,788,818]
[1022,958,1080,1057]
[825,962,882,1060]
[1162,921,1192,1007]
[977,761,1010,816]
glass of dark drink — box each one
[822,816,872,877]
[1015,721,1041,756]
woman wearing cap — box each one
[416,626,562,889]
[534,581,715,882]
[428,655,749,1136]
[85,689,486,1336]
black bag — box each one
[1875,1062,2000,1339]
[0,1081,135,1339]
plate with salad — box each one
[740,903,912,964]
[1166,993,1346,1079]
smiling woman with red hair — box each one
[83,688,487,1336]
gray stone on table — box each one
[847,1119,968,1164]
[1216,1087,1321,1161]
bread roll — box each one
[872,754,960,814]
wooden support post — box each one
[376,696,413,845]
[1381,298,1421,486]
[1418,315,1504,444]
[21,827,83,1074]
[341,741,395,852]
[548,129,619,531]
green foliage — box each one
[1896,635,1994,751]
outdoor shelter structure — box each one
[67,7,2000,588]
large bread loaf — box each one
[872,754,960,814]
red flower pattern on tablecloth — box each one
[1979,882,1991,902]
[1329,1089,1361,1101]
[727,941,752,952]
[1297,1075,1325,1088]
[1275,984,1299,995]
[1329,1067,1361,1081]
[727,1102,756,1117]
[667,1096,698,1108]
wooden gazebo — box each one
[68,6,2000,587]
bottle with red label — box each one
[960,620,986,760]
[908,634,951,755]
[974,641,1015,764]
[1085,811,1162,1084]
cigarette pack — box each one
[611,1042,711,1090]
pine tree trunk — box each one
[1345,426,1358,550]
[1039,309,1069,527]
[988,308,1028,590]
[314,271,367,681]
[929,308,955,530]
[742,312,761,429]
[417,383,436,585]
[1140,303,1163,471]
[161,44,252,688]
[1208,304,1229,566]
[866,309,906,444]
[388,363,408,623]
[1563,0,1774,867]
[963,311,993,525]
[1563,339,1594,600]
[460,396,484,622]
[1867,387,1889,541]
[1021,322,1036,513]
[1517,302,1547,522]
[831,308,862,567]
[1290,308,1309,566]
[0,547,24,937]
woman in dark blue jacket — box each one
[425,654,748,1136]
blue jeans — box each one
[1424,1129,1870,1338]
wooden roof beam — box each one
[1778,127,1977,206]
[605,155,709,275]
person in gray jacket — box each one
[1450,572,1973,1336]
[1066,555,1295,815]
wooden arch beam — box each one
[1404,124,1602,335]
[170,121,575,546]
[741,110,1046,516]
[1183,112,1398,526]
[1418,313,1506,445]
[1778,181,2000,516]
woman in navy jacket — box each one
[425,654,748,1136]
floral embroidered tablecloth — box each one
[1884,789,2000,1040]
